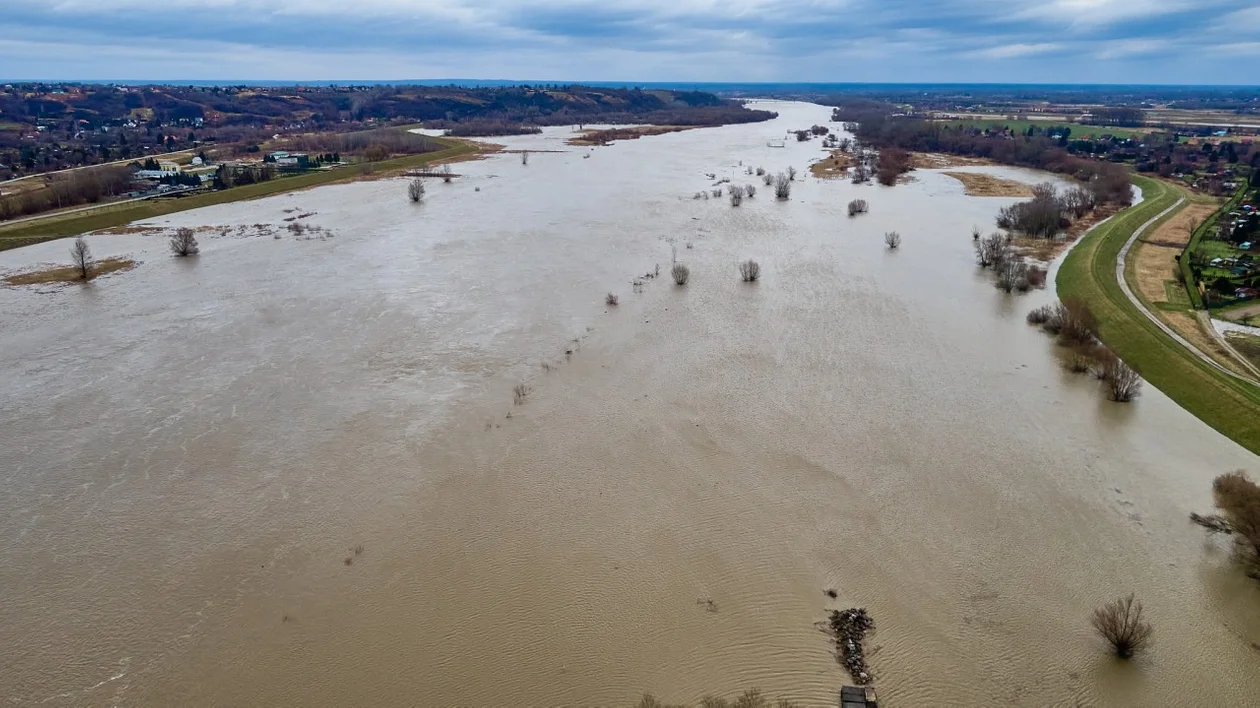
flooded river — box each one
[1,102,1257,707]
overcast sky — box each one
[3,0,1258,84]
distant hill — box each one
[0,83,776,180]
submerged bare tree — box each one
[762,172,774,186]
[1103,358,1142,402]
[744,184,756,198]
[773,174,791,200]
[995,259,1028,292]
[847,199,868,217]
[1091,594,1153,658]
[884,231,901,249]
[439,163,454,183]
[728,184,745,206]
[169,227,200,257]
[672,262,690,285]
[786,166,798,181]
[521,150,530,165]
[408,178,426,202]
[1190,470,1260,577]
[739,259,761,282]
[70,236,93,279]
[975,232,1009,268]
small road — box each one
[1115,196,1260,387]
[0,188,199,230]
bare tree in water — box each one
[1091,594,1153,658]
[70,236,93,279]
[169,227,199,256]
[408,178,425,202]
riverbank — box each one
[0,137,479,252]
[1057,175,1260,454]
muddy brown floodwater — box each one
[1,102,1258,707]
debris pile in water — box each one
[829,607,874,685]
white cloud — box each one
[968,42,1063,59]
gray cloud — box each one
[1,0,1255,81]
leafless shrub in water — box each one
[439,164,453,183]
[698,689,797,708]
[672,263,690,285]
[744,184,756,198]
[70,236,92,279]
[605,292,619,306]
[773,174,791,200]
[884,231,901,250]
[995,259,1028,293]
[169,227,199,257]
[763,172,774,186]
[521,150,529,165]
[728,184,745,206]
[1191,470,1260,577]
[1089,346,1119,379]
[1026,304,1055,325]
[636,695,687,708]
[1103,357,1142,402]
[1091,594,1153,658]
[755,166,766,176]
[739,259,761,282]
[1065,349,1092,373]
[1057,298,1098,348]
[787,166,798,181]
[847,199,868,217]
[513,383,531,405]
[408,178,425,202]
[975,232,1010,269]
[711,188,724,198]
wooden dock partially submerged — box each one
[840,685,878,708]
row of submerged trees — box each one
[1026,298,1142,402]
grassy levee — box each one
[1058,175,1260,454]
[0,138,475,252]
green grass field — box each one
[1058,174,1260,455]
[0,138,475,252]
[941,119,1146,140]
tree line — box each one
[832,107,1135,205]
[0,165,134,220]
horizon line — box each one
[4,79,1260,89]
